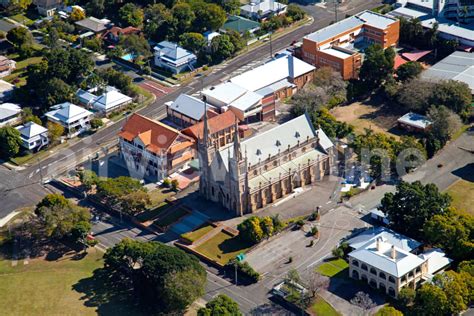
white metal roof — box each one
[322,47,354,59]
[167,94,207,120]
[16,122,48,139]
[230,55,315,92]
[0,103,21,121]
[397,112,432,129]
[229,90,262,111]
[349,239,426,277]
[357,10,398,29]
[92,90,132,112]
[241,0,287,15]
[46,102,92,124]
[202,81,248,105]
[347,226,422,252]
[419,248,452,275]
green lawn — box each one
[315,259,349,277]
[4,56,43,87]
[181,225,214,243]
[153,207,188,228]
[8,14,34,26]
[309,296,341,316]
[147,188,174,209]
[194,231,251,265]
[0,249,103,315]
[445,179,474,215]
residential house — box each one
[153,41,197,74]
[240,0,287,21]
[202,54,315,121]
[76,86,133,115]
[0,79,15,101]
[16,122,49,151]
[75,17,110,34]
[397,112,432,132]
[165,94,217,128]
[203,31,220,45]
[182,110,239,149]
[199,113,335,216]
[221,15,261,35]
[0,56,15,78]
[45,102,93,138]
[347,227,452,298]
[102,26,141,44]
[33,0,63,16]
[119,113,196,181]
[302,10,400,79]
[0,103,21,127]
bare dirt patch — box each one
[331,97,407,139]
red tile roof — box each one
[119,113,194,154]
[103,26,141,39]
[182,110,238,140]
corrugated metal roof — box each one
[168,94,207,121]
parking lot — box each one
[245,205,369,282]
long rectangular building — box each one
[302,10,400,79]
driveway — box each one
[245,205,369,282]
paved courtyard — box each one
[245,206,369,281]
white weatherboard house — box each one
[154,41,197,74]
[240,0,287,21]
[45,102,93,138]
[76,86,132,115]
[0,103,21,127]
[16,122,49,151]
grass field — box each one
[181,225,214,243]
[8,14,34,26]
[0,249,105,315]
[4,56,43,86]
[315,258,349,278]
[148,188,173,209]
[309,296,341,316]
[445,179,474,215]
[194,231,251,265]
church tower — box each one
[228,119,245,216]
[198,96,216,199]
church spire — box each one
[202,96,209,146]
[233,118,240,160]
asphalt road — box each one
[0,0,383,219]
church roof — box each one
[218,113,333,170]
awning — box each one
[402,50,432,61]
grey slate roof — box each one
[218,113,332,171]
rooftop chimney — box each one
[390,245,396,260]
[376,238,381,251]
[288,55,295,79]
